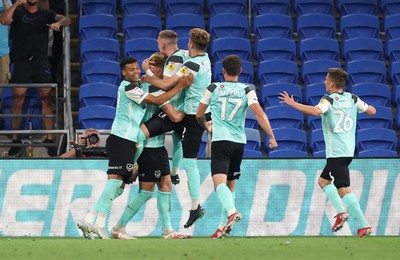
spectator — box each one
[60,129,107,158]
[0,0,71,157]
[0,0,11,107]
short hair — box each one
[189,28,210,51]
[222,55,242,76]
[158,30,178,46]
[327,68,348,89]
[120,57,138,70]
[149,52,168,69]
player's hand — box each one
[140,75,147,83]
[178,73,194,88]
[278,91,296,106]
[205,120,213,133]
[49,22,61,31]
[142,59,150,71]
[269,137,278,149]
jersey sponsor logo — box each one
[319,99,326,105]
[154,170,161,178]
[180,66,188,75]
[167,63,175,71]
[126,163,134,172]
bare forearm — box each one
[2,0,11,10]
[55,14,71,26]
[290,102,322,116]
[258,114,275,140]
[146,75,176,90]
[0,0,19,25]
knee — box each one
[318,177,329,189]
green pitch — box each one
[0,237,398,260]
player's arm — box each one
[353,94,376,116]
[160,102,185,123]
[196,84,215,132]
[279,91,323,116]
[144,72,180,91]
[0,0,24,25]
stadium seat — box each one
[259,83,302,108]
[164,0,204,16]
[309,129,325,157]
[80,38,120,63]
[385,38,400,63]
[253,14,293,40]
[356,128,397,157]
[383,14,400,41]
[165,14,205,38]
[177,37,189,49]
[350,83,391,107]
[257,60,298,86]
[296,14,336,40]
[81,0,116,15]
[243,149,264,158]
[212,60,254,83]
[390,61,400,87]
[120,0,161,16]
[303,82,327,106]
[357,106,393,130]
[380,0,400,16]
[79,83,118,108]
[306,115,321,131]
[207,0,247,16]
[397,107,400,129]
[79,14,118,41]
[210,37,252,63]
[264,106,304,129]
[342,38,383,61]
[298,38,339,61]
[78,105,116,130]
[123,38,159,69]
[337,0,378,15]
[294,0,334,15]
[345,59,386,88]
[252,0,290,16]
[254,37,296,61]
[264,128,308,157]
[245,108,258,129]
[81,60,121,85]
[245,128,261,151]
[340,14,380,40]
[302,59,341,86]
[122,14,162,40]
[208,14,249,39]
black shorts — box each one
[137,147,170,182]
[211,141,244,181]
[106,134,136,183]
[144,111,185,138]
[10,58,52,84]
[320,157,353,188]
[182,113,211,158]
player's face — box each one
[122,62,141,83]
[27,0,39,6]
[324,73,334,92]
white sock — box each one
[191,200,199,210]
[228,209,237,216]
[94,212,107,228]
[84,209,97,224]
[162,227,174,235]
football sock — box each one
[216,184,235,214]
[114,187,124,199]
[118,190,153,227]
[84,209,97,224]
[182,158,200,207]
[323,184,345,213]
[157,191,172,229]
[219,191,235,229]
[171,133,183,176]
[134,129,146,164]
[343,193,369,228]
[95,212,107,228]
[93,179,123,214]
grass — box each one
[0,236,398,260]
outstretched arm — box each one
[279,91,322,116]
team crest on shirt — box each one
[335,97,339,100]
[220,85,224,88]
[154,170,161,178]
[126,163,134,172]
[167,63,175,71]
[180,67,188,75]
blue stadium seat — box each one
[254,37,296,61]
[309,129,325,157]
[345,59,386,88]
[357,106,393,130]
[380,0,400,16]
[207,0,247,16]
[79,83,118,108]
[164,0,204,16]
[350,83,391,107]
[245,108,258,129]
[81,60,121,85]
[259,83,302,108]
[81,0,116,15]
[337,0,378,15]
[208,14,248,39]
[397,107,400,129]
[385,38,400,63]
[245,128,261,151]
[356,128,397,157]
[212,60,254,83]
[384,14,400,41]
[294,0,333,15]
[340,14,380,40]
[165,14,205,38]
[80,38,120,63]
[265,128,308,157]
[303,82,327,106]
[264,106,304,129]
[79,14,118,41]
[306,115,321,131]
[342,38,383,62]
[122,14,162,40]
[210,37,252,63]
[78,105,116,130]
[123,38,159,68]
[390,61,400,87]
[302,59,341,86]
[252,0,290,16]
[257,60,298,86]
[298,38,339,61]
[253,14,293,40]
[243,149,264,158]
[296,14,336,40]
[120,0,161,16]
[198,131,209,158]
[177,37,189,49]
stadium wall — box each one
[0,159,399,237]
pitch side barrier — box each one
[0,158,399,237]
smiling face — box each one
[122,62,141,84]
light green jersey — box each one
[316,92,369,158]
[200,82,259,143]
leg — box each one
[8,87,27,156]
[170,132,183,184]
